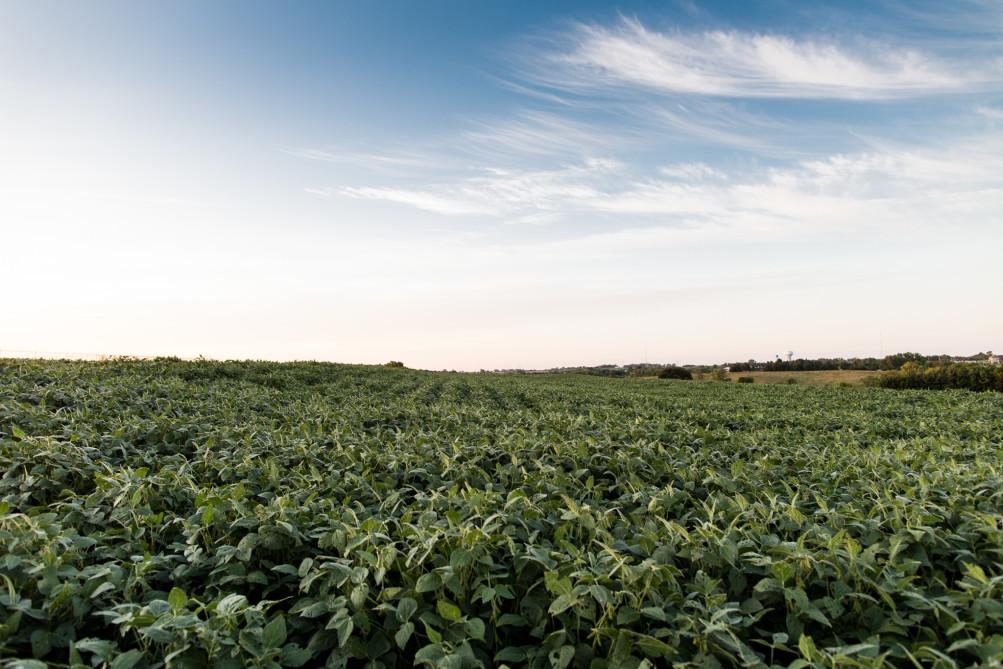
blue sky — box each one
[2,1,1002,368]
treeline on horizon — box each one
[726,351,961,372]
[546,352,968,377]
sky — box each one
[2,0,1001,370]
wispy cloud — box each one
[658,162,727,180]
[645,100,801,154]
[459,110,621,159]
[525,18,999,100]
[337,186,489,216]
[335,158,620,219]
[282,146,464,175]
[330,134,1003,237]
[976,105,1003,120]
[298,9,1003,245]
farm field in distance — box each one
[722,370,883,386]
[2,358,1003,668]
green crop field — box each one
[2,359,1002,669]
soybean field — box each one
[1,359,1002,669]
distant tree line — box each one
[727,352,956,372]
[547,365,629,377]
[548,364,680,378]
[541,352,999,384]
[875,362,1003,392]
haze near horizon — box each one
[3,0,1001,370]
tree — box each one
[658,365,693,380]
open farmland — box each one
[722,371,883,386]
[1,359,1003,668]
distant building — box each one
[988,352,1002,365]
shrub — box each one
[712,368,731,382]
[877,362,1003,392]
[657,365,693,380]
[737,376,754,384]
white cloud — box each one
[528,18,998,100]
[336,158,620,219]
[658,162,727,180]
[976,105,1003,120]
[460,110,618,158]
[284,146,454,171]
[329,134,1003,239]
[338,186,490,216]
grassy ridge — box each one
[1,359,1002,668]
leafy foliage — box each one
[1,358,1003,668]
[727,352,955,373]
[656,366,693,380]
[876,362,1003,392]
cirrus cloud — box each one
[525,18,999,100]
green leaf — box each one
[110,650,145,669]
[69,642,84,666]
[436,599,462,622]
[544,571,572,596]
[280,643,312,667]
[263,615,287,648]
[350,584,368,609]
[495,647,527,662]
[449,549,473,569]
[423,621,442,645]
[416,573,441,593]
[634,633,673,657]
[31,628,52,658]
[168,587,188,610]
[295,601,328,618]
[465,617,486,641]
[550,645,575,669]
[397,596,418,622]
[640,606,670,622]
[497,613,528,627]
[217,594,248,615]
[335,616,354,648]
[395,621,415,649]
[90,581,117,599]
[590,584,612,606]
[7,661,47,669]
[75,639,114,660]
[548,594,578,615]
[414,644,446,666]
[798,634,817,660]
